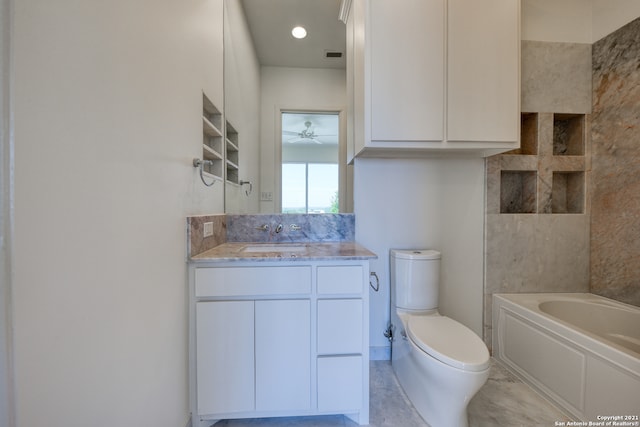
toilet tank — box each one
[391,249,441,311]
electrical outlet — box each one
[260,191,273,201]
[203,222,214,238]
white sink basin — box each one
[241,244,307,253]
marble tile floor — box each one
[214,359,570,427]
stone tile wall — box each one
[484,23,640,348]
[187,214,227,258]
[483,41,593,348]
[590,17,640,306]
[187,214,356,257]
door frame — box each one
[275,107,348,213]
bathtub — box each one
[493,293,640,421]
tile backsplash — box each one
[187,213,355,257]
[187,214,226,258]
[227,214,355,243]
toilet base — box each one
[392,319,489,427]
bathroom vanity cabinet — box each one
[189,260,371,427]
[345,0,520,159]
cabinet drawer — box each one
[317,356,363,411]
[195,266,312,297]
[317,299,363,355]
[317,266,363,294]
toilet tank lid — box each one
[391,249,441,260]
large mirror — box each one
[223,0,353,214]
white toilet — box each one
[390,249,490,427]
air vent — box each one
[325,51,343,58]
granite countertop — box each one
[190,241,377,262]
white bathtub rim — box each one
[493,293,640,368]
[495,292,638,314]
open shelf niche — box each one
[505,113,539,155]
[553,114,585,156]
[202,94,224,179]
[494,112,588,214]
[500,171,537,213]
[225,120,239,184]
[552,171,585,213]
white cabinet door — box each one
[447,0,519,143]
[318,356,363,411]
[370,0,445,142]
[352,0,519,156]
[196,301,255,415]
[255,300,311,411]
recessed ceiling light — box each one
[291,26,307,39]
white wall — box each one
[12,1,224,426]
[259,66,346,212]
[355,158,485,358]
[522,0,640,43]
[592,0,640,42]
[224,0,261,214]
[522,0,592,42]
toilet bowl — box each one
[390,249,490,427]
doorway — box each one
[281,112,340,213]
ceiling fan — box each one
[283,120,335,144]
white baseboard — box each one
[370,346,391,360]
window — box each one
[282,163,339,213]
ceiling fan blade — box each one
[282,130,299,136]
[286,137,304,143]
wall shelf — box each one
[552,171,585,213]
[520,113,539,155]
[500,171,537,213]
[202,94,224,179]
[553,114,585,156]
[225,121,239,184]
[489,112,588,215]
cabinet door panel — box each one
[317,299,363,355]
[318,356,363,411]
[255,300,311,411]
[370,0,445,142]
[196,301,254,415]
[447,0,519,142]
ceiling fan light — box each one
[291,26,307,39]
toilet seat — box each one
[407,315,490,372]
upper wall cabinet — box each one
[345,0,520,160]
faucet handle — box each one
[255,224,270,231]
[290,224,301,231]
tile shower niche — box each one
[500,171,537,213]
[494,112,588,214]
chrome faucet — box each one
[255,224,270,232]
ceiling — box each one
[240,0,346,69]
